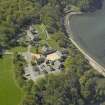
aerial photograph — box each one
[1,0,105,105]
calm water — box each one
[70,1,105,67]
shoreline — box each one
[65,12,105,76]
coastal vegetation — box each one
[0,0,105,105]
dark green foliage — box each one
[0,0,40,46]
[0,0,102,47]
[6,0,105,105]
[77,0,104,12]
[22,68,105,105]
[13,52,27,88]
[21,43,105,105]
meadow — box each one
[0,55,24,105]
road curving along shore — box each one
[65,12,105,76]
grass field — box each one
[34,24,47,40]
[10,46,27,52]
[0,55,24,105]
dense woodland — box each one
[0,0,103,47]
[14,41,105,105]
[0,0,105,105]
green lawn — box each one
[47,38,61,50]
[0,55,24,105]
[33,24,47,40]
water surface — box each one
[70,1,105,67]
